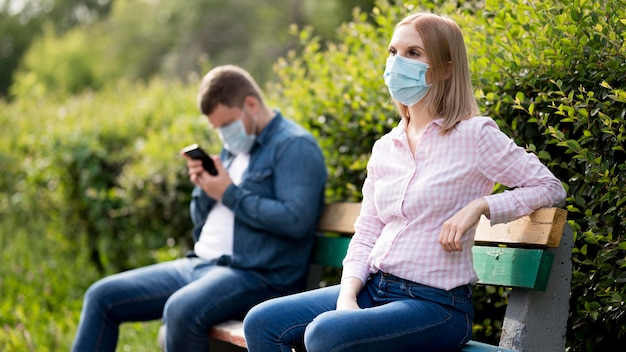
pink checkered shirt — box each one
[342,116,566,290]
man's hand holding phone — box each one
[181,144,218,175]
[181,144,232,201]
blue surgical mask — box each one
[217,108,257,155]
[383,55,431,106]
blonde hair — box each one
[395,13,479,133]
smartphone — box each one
[182,144,218,175]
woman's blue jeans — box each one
[243,271,474,352]
[71,257,282,352]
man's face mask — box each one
[383,55,431,106]
[217,107,257,155]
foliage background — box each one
[1,0,625,351]
[1,0,375,98]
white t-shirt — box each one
[194,153,250,261]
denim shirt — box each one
[189,112,327,291]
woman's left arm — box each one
[439,118,566,252]
[477,118,566,224]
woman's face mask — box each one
[383,55,431,106]
[217,108,257,155]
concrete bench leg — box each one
[499,224,573,352]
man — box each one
[72,65,327,351]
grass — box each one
[0,211,163,351]
[117,321,162,352]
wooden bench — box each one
[159,202,571,352]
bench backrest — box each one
[313,202,568,292]
[312,202,361,268]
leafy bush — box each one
[462,0,626,349]
[10,24,107,96]
[2,78,216,274]
[1,78,204,350]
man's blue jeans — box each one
[72,257,283,352]
[243,271,474,352]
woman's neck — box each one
[404,103,435,153]
[405,104,434,131]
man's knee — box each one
[83,278,115,310]
[164,294,190,324]
[163,291,206,335]
[162,292,211,349]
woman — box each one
[243,12,566,352]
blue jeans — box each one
[243,271,474,352]
[72,257,284,352]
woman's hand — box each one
[439,198,490,252]
[336,295,361,311]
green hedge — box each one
[0,78,217,274]
[0,78,212,349]
[465,1,626,349]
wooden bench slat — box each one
[317,202,361,234]
[210,321,247,348]
[472,247,555,291]
[474,208,567,248]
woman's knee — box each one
[244,296,314,348]
[304,312,342,352]
[243,298,281,336]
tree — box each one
[4,0,376,99]
[0,0,113,97]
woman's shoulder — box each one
[459,115,497,127]
[373,121,404,144]
[453,115,500,134]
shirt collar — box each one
[391,117,444,141]
[255,109,282,146]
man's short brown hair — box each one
[197,65,266,115]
